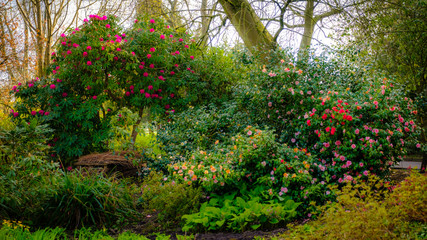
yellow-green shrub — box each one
[387,173,427,223]
[277,173,427,240]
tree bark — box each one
[218,0,276,61]
[299,0,315,51]
[131,108,144,149]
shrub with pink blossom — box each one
[236,51,421,180]
[11,15,197,162]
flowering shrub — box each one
[169,126,333,215]
[11,15,197,161]
[236,54,421,180]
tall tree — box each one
[15,0,84,77]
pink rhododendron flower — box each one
[92,96,97,100]
[106,24,110,28]
[50,84,56,89]
[150,47,156,52]
[13,112,19,117]
[150,19,155,23]
[87,61,92,65]
[190,56,194,60]
[87,46,92,50]
[148,85,153,90]
[31,111,36,116]
[145,93,150,98]
[44,112,50,116]
[160,35,165,39]
[179,38,183,42]
[147,54,152,59]
[83,52,88,57]
[149,28,154,32]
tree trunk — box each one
[23,16,29,80]
[131,108,144,149]
[199,0,209,47]
[35,0,44,77]
[218,0,276,62]
[298,0,315,60]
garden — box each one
[0,13,426,240]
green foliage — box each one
[0,223,194,240]
[139,172,202,227]
[0,118,53,162]
[177,47,239,107]
[0,119,59,222]
[338,0,427,93]
[279,173,427,240]
[182,187,300,232]
[157,103,248,158]
[39,171,139,229]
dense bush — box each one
[169,126,334,217]
[157,103,248,158]
[279,173,427,240]
[0,119,59,221]
[139,171,203,227]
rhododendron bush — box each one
[10,15,196,161]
